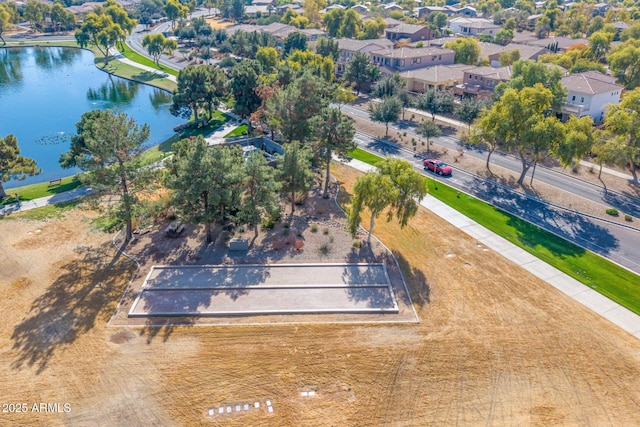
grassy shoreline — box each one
[347,147,640,316]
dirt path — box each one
[1,164,639,426]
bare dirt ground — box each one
[346,101,640,226]
[204,17,234,30]
[1,163,640,426]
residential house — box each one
[66,2,102,19]
[523,35,588,53]
[560,71,623,123]
[399,64,476,92]
[612,21,629,41]
[526,14,542,30]
[385,24,436,42]
[483,43,549,67]
[413,6,455,19]
[427,36,460,47]
[383,3,404,13]
[276,3,302,14]
[244,5,270,16]
[351,4,369,13]
[261,22,296,38]
[300,28,327,41]
[456,5,477,17]
[453,66,513,99]
[370,46,455,72]
[448,17,501,37]
[226,23,325,42]
[336,38,395,72]
[320,3,345,13]
[383,17,403,28]
[593,2,609,16]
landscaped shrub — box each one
[319,241,331,254]
[262,216,276,229]
[310,224,318,233]
[625,214,633,222]
[606,208,619,216]
[323,227,329,235]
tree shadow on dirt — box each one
[394,253,430,308]
[11,243,135,374]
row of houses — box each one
[403,64,622,123]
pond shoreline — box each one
[0,44,182,192]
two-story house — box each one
[369,46,455,73]
[399,64,476,93]
[336,38,395,72]
[448,17,501,37]
[385,24,436,42]
[560,71,623,123]
[413,6,456,19]
[453,66,513,99]
[456,5,478,17]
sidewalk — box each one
[342,157,640,340]
[204,107,246,145]
[0,187,93,216]
[108,47,177,83]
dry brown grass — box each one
[205,17,234,30]
[1,164,640,426]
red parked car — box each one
[423,159,452,176]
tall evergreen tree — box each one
[0,134,40,198]
[59,110,152,241]
[237,151,281,239]
[278,141,314,215]
[230,60,262,119]
[310,107,356,198]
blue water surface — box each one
[0,46,182,188]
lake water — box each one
[0,46,182,188]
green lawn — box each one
[224,124,249,138]
[348,148,640,315]
[138,112,232,164]
[1,176,82,206]
[118,44,180,77]
[94,52,177,92]
[2,199,82,221]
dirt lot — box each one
[1,163,640,426]
[204,17,234,30]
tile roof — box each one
[337,38,394,52]
[399,64,476,82]
[386,23,430,34]
[561,72,623,94]
[371,46,453,58]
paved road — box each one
[351,129,640,276]
[342,104,640,219]
[127,9,219,71]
